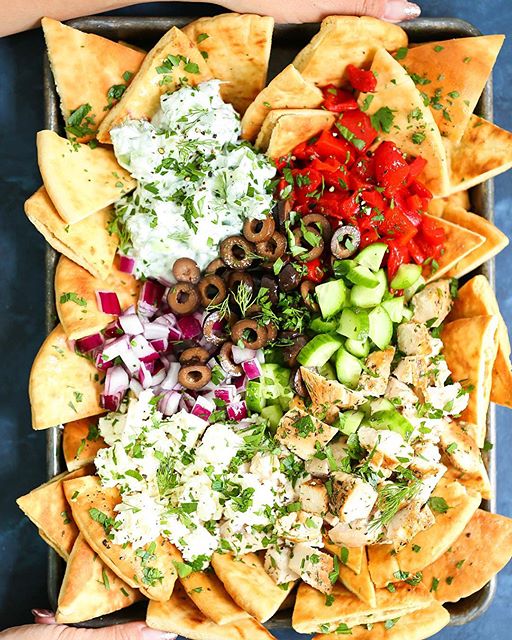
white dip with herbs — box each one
[111,80,276,282]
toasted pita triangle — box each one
[358,49,450,197]
[147,582,276,640]
[24,187,118,280]
[29,324,104,430]
[37,130,135,224]
[182,13,273,115]
[421,214,485,283]
[400,35,504,144]
[421,509,512,604]
[17,466,92,560]
[211,552,294,623]
[441,315,499,446]
[63,475,178,601]
[63,417,106,472]
[313,601,450,640]
[394,479,481,574]
[323,539,364,575]
[293,16,407,88]
[56,534,142,623]
[42,17,145,142]
[447,115,512,194]
[367,544,399,589]
[442,206,509,278]
[55,255,140,340]
[97,26,211,143]
[292,581,432,633]
[241,64,323,142]
[339,549,376,608]
[427,190,470,218]
[449,275,512,408]
[256,109,336,159]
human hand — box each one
[0,610,176,640]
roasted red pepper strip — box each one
[322,85,359,112]
[346,64,377,93]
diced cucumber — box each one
[316,279,347,319]
[279,390,294,411]
[370,398,394,413]
[261,404,284,432]
[297,334,343,367]
[310,316,338,334]
[337,410,365,436]
[345,337,371,358]
[338,308,370,341]
[368,305,393,349]
[381,296,404,323]
[261,363,290,389]
[390,264,422,290]
[402,306,414,320]
[350,269,387,308]
[354,242,388,272]
[246,381,266,413]
[318,361,337,381]
[367,409,413,440]
[346,264,380,288]
[335,346,362,388]
[333,259,356,277]
[404,274,425,301]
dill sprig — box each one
[370,467,422,531]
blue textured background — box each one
[0,0,510,635]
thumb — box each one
[0,622,176,640]
[351,0,421,22]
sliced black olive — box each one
[219,342,243,376]
[265,322,278,342]
[260,274,279,304]
[331,225,361,259]
[243,216,275,243]
[220,236,255,270]
[292,367,307,397]
[303,214,332,243]
[205,258,227,277]
[179,347,210,365]
[292,226,324,261]
[276,199,293,231]
[278,263,301,292]
[202,311,230,346]
[255,231,287,263]
[172,258,200,284]
[300,280,319,311]
[282,335,308,368]
[228,272,254,295]
[197,275,227,307]
[231,319,268,350]
[178,365,212,390]
[167,283,200,315]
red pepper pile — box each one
[276,65,445,281]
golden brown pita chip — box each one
[147,582,276,640]
[443,206,509,278]
[313,601,450,640]
[240,65,323,142]
[449,275,512,408]
[29,324,104,430]
[97,26,211,143]
[358,49,450,197]
[367,544,399,588]
[421,214,485,283]
[56,533,142,623]
[400,35,504,144]
[211,552,294,623]
[55,255,140,340]
[17,467,92,560]
[323,539,364,575]
[448,115,512,194]
[64,475,178,601]
[421,509,512,603]
[24,187,118,280]
[339,549,376,608]
[427,191,471,218]
[394,479,481,574]
[292,581,432,633]
[293,16,407,88]
[441,315,499,446]
[63,417,106,472]
[182,13,273,115]
[256,109,336,159]
[37,130,135,224]
[42,17,145,142]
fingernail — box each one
[383,0,421,22]
[31,609,54,619]
[141,628,177,640]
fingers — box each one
[0,622,176,640]
[32,610,56,625]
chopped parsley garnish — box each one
[335,122,366,150]
[370,106,395,133]
[395,47,409,60]
[60,292,87,306]
[65,103,97,140]
[428,496,451,514]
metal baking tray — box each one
[43,15,496,631]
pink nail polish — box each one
[383,0,421,22]
[31,609,54,618]
[141,627,177,640]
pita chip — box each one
[256,109,336,159]
[182,13,273,115]
[29,324,104,430]
[63,417,106,472]
[323,539,364,575]
[448,114,512,194]
[313,601,450,640]
[37,130,135,224]
[338,549,376,608]
[367,544,400,588]
[42,17,145,142]
[421,509,512,604]
[441,315,499,446]
[17,466,92,560]
[24,187,118,280]
[147,582,276,640]
[63,475,178,601]
[293,16,407,88]
[211,551,294,623]
[97,26,211,143]
[56,534,142,623]
[358,49,450,197]
[241,64,323,142]
[55,255,140,340]
[427,190,471,218]
[400,35,504,144]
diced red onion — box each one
[151,367,166,386]
[179,393,196,412]
[130,335,159,362]
[214,385,237,403]
[138,362,152,389]
[129,378,143,396]
[191,396,215,421]
[150,338,168,352]
[101,335,130,362]
[95,352,113,371]
[159,391,181,416]
[227,401,248,421]
[155,313,177,327]
[119,313,144,336]
[118,254,136,274]
[232,345,258,364]
[138,281,165,316]
[101,365,129,411]
[96,290,122,315]
[144,322,170,341]
[177,316,202,340]
[256,349,265,364]
[242,358,263,380]
[120,347,142,374]
[168,326,183,342]
[75,332,104,353]
[161,362,181,390]
[103,320,123,339]
[233,375,248,392]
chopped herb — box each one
[387,583,396,592]
[197,32,209,43]
[446,576,454,585]
[335,122,366,150]
[430,577,440,592]
[360,94,374,112]
[428,496,451,514]
[102,568,110,590]
[412,544,422,553]
[385,619,399,630]
[60,292,87,306]
[412,132,426,144]
[142,566,164,586]
[395,47,409,60]
[65,103,97,140]
[456,559,466,569]
[325,594,335,607]
[370,106,395,133]
[173,561,194,578]
[60,510,71,525]
[120,587,130,597]
[482,440,493,452]
[446,442,458,454]
[434,45,444,52]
